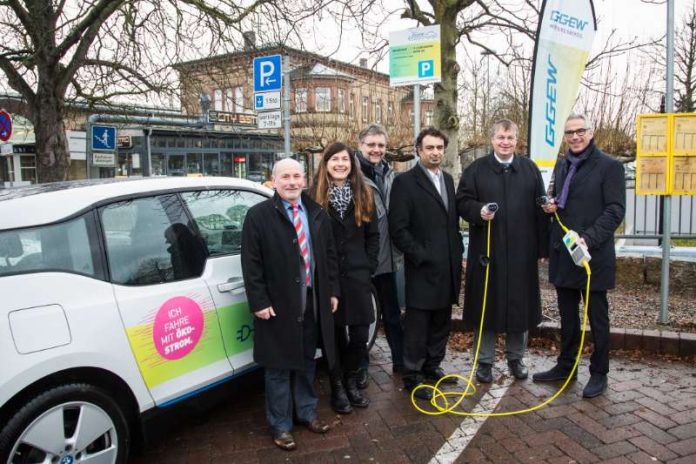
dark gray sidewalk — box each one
[131,335,696,464]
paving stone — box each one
[629,435,679,460]
[667,437,696,456]
[593,441,640,460]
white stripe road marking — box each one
[428,380,513,464]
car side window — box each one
[100,195,207,286]
[0,216,96,277]
[181,189,267,256]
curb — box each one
[451,320,696,357]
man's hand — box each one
[542,198,557,214]
[480,205,495,221]
[330,297,339,313]
[255,306,276,320]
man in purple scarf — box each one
[533,114,625,399]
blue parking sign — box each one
[92,125,116,151]
[418,60,434,78]
[253,55,282,92]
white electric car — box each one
[0,176,380,464]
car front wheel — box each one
[0,383,129,464]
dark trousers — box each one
[334,324,369,375]
[372,272,404,367]
[402,306,452,386]
[264,289,318,433]
[556,287,610,375]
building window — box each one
[234,86,244,113]
[375,101,382,124]
[213,89,223,111]
[388,101,395,125]
[425,109,433,126]
[316,87,331,112]
[225,89,233,112]
[349,93,355,119]
[295,88,307,113]
[362,96,369,122]
[338,89,345,113]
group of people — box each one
[241,114,625,451]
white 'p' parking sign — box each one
[253,55,282,93]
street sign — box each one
[257,111,282,129]
[253,55,282,92]
[92,152,116,167]
[389,25,442,87]
[92,125,117,151]
[1,143,12,155]
[255,91,281,111]
[0,109,13,142]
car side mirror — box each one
[0,233,23,258]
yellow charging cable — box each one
[410,211,591,417]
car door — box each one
[180,188,269,372]
[100,193,233,406]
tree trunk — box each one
[33,87,71,183]
[433,2,462,179]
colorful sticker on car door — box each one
[218,302,255,356]
[126,296,227,388]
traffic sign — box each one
[255,91,281,111]
[0,109,13,142]
[253,55,282,92]
[92,125,117,151]
[257,111,282,129]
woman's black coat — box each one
[388,165,463,310]
[456,154,549,333]
[328,202,380,326]
[548,144,626,290]
[241,192,339,370]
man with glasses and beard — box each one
[533,114,625,399]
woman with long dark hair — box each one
[311,142,379,414]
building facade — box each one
[175,44,434,159]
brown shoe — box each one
[272,431,296,451]
[303,418,330,434]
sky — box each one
[301,0,691,74]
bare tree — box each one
[676,3,696,112]
[0,0,327,182]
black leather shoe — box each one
[476,363,493,383]
[423,367,458,385]
[582,373,608,398]
[302,418,330,434]
[356,367,369,389]
[345,371,370,408]
[329,374,352,415]
[507,359,528,380]
[405,383,433,400]
[272,431,296,451]
[532,365,577,382]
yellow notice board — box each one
[636,115,670,195]
[671,114,696,195]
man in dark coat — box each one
[533,114,625,399]
[356,123,405,377]
[456,119,549,384]
[241,158,339,451]
[389,127,463,400]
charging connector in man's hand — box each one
[486,202,498,213]
[562,230,591,266]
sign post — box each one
[90,125,117,169]
[389,26,441,146]
[0,109,13,143]
[253,54,289,155]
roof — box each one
[289,63,355,82]
[174,44,388,80]
[0,177,270,230]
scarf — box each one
[328,182,353,219]
[556,141,593,209]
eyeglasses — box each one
[363,142,386,149]
[564,128,588,137]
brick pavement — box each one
[131,335,696,464]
